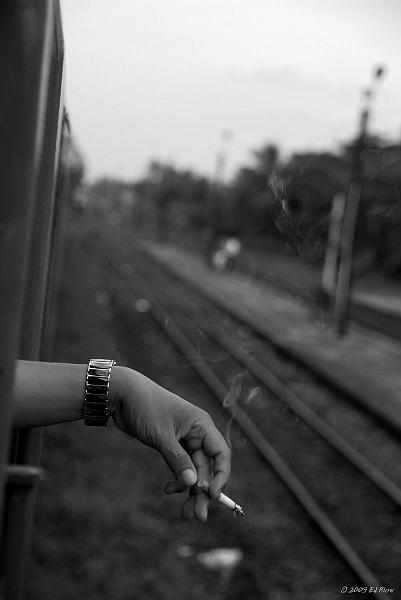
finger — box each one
[203,429,231,499]
[160,438,197,487]
[164,480,187,495]
[191,449,211,522]
[181,495,194,521]
[211,460,231,498]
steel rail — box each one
[135,241,401,437]
[102,241,389,597]
[107,235,401,508]
[133,254,401,510]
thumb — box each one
[160,439,197,486]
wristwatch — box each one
[83,358,116,426]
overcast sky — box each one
[61,0,401,182]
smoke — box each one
[368,201,401,218]
[223,372,244,408]
[244,386,264,406]
[222,372,245,450]
[223,373,268,449]
[267,172,325,257]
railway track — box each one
[235,252,401,342]
[348,301,401,341]
[100,230,401,597]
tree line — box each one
[90,135,401,277]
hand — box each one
[110,367,231,522]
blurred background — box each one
[26,1,401,599]
[63,0,401,285]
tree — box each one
[229,144,281,235]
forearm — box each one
[12,360,232,520]
[13,360,124,428]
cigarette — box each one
[198,479,245,517]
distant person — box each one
[13,359,231,523]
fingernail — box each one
[180,468,197,486]
[202,507,208,522]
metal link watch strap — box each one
[83,359,116,426]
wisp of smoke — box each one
[267,172,322,257]
[244,386,263,406]
[223,374,267,449]
[223,371,246,450]
[223,373,243,408]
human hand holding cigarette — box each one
[164,446,233,522]
[110,368,231,523]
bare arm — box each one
[13,360,231,522]
[14,360,86,427]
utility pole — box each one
[204,129,233,265]
[210,128,233,225]
[321,192,346,297]
[334,65,385,335]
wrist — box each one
[108,365,131,416]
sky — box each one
[60,0,401,182]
